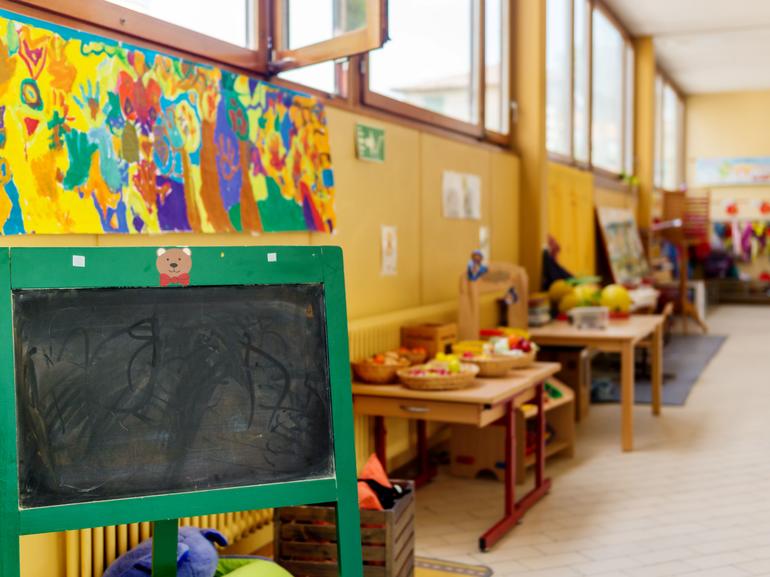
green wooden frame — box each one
[0,246,363,577]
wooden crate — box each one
[401,323,457,358]
[450,380,575,484]
[274,481,415,577]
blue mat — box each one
[591,334,727,406]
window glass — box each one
[573,0,590,163]
[279,62,338,95]
[369,0,478,124]
[654,75,664,188]
[591,9,624,173]
[284,0,367,50]
[546,0,572,156]
[485,0,510,133]
[624,44,635,175]
[662,84,680,190]
[107,0,252,48]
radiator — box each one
[65,511,273,577]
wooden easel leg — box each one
[621,343,635,452]
[651,325,663,416]
[152,519,178,577]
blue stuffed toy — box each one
[103,526,228,577]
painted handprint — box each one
[73,79,102,122]
[62,129,97,190]
[133,159,170,208]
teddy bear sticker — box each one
[157,247,192,287]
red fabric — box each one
[357,481,383,511]
[160,272,190,287]
[360,453,392,489]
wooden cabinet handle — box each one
[399,405,430,414]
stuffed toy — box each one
[103,526,228,577]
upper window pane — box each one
[546,0,572,156]
[485,0,510,134]
[369,0,478,124]
[624,44,635,175]
[107,0,252,48]
[662,84,680,190]
[573,0,590,163]
[279,61,339,95]
[592,9,624,173]
[284,0,366,50]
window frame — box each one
[11,0,388,76]
[546,0,636,181]
[654,68,686,192]
[271,0,388,73]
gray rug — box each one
[591,334,727,406]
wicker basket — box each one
[397,363,479,391]
[353,359,410,384]
[503,350,537,369]
[400,350,428,365]
[464,355,519,378]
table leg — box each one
[651,324,663,417]
[479,383,552,551]
[621,342,635,452]
[374,416,387,467]
[414,419,438,488]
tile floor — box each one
[414,306,770,576]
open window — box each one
[11,0,388,75]
[272,0,388,72]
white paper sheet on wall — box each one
[380,225,398,276]
[442,171,481,220]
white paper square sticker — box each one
[72,255,86,268]
[267,252,277,263]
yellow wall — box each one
[687,90,770,218]
[14,107,520,577]
[546,164,640,279]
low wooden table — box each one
[352,362,560,551]
[528,315,665,452]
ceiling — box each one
[603,0,770,94]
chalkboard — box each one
[13,284,335,508]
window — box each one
[546,1,635,175]
[655,74,685,191]
[365,0,510,138]
[485,0,511,135]
[14,0,387,74]
[546,0,572,157]
[572,0,590,163]
[591,9,624,173]
[106,0,253,48]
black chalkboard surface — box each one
[13,284,334,508]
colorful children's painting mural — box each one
[0,11,335,234]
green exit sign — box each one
[356,123,385,163]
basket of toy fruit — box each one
[397,346,428,365]
[458,353,520,378]
[353,351,411,384]
[396,354,479,391]
[474,329,538,369]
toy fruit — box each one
[600,284,633,313]
[574,284,601,307]
[548,279,573,303]
[558,291,579,313]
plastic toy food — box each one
[397,358,480,390]
[548,279,573,303]
[600,284,633,313]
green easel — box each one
[0,246,363,577]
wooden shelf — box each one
[524,440,570,467]
[520,380,575,419]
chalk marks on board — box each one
[14,285,334,508]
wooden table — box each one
[352,362,561,551]
[528,315,665,452]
